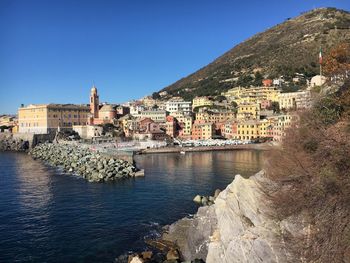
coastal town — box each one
[0,74,326,151]
[1,3,349,263]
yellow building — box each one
[223,86,280,104]
[192,96,213,110]
[237,120,260,141]
[222,87,245,99]
[18,104,90,134]
[259,119,271,138]
[195,110,235,123]
[171,111,193,136]
[237,103,260,120]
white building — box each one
[278,91,312,110]
[130,105,145,117]
[139,110,167,123]
[166,100,192,114]
[310,75,326,87]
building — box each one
[0,115,17,127]
[237,120,260,141]
[89,85,119,125]
[129,104,145,117]
[278,91,311,110]
[310,75,326,87]
[222,86,280,105]
[191,122,215,140]
[95,104,117,124]
[139,110,167,123]
[165,115,178,138]
[195,109,235,123]
[90,85,99,119]
[73,125,103,139]
[223,119,238,139]
[266,114,297,141]
[116,106,130,117]
[262,79,273,87]
[170,111,193,138]
[237,103,260,120]
[134,118,166,141]
[119,114,138,137]
[18,104,90,134]
[141,96,158,107]
[192,96,213,110]
[166,100,192,115]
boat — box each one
[180,151,186,154]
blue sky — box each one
[0,0,349,114]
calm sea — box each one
[0,150,263,262]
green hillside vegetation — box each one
[159,8,350,100]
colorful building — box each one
[191,122,215,140]
[223,119,238,139]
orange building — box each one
[191,122,215,140]
[262,79,273,87]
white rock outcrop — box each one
[163,171,305,262]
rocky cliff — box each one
[163,171,308,262]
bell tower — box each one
[90,85,99,119]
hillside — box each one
[160,7,350,100]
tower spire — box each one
[319,47,323,77]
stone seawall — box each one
[0,133,30,151]
[0,133,55,151]
[29,142,143,182]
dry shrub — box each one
[265,81,350,262]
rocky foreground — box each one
[157,171,307,263]
[29,142,143,182]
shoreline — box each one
[139,142,274,154]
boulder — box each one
[134,169,145,177]
[141,251,153,260]
[193,195,202,203]
[129,255,144,263]
[166,249,180,261]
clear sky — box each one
[0,0,349,114]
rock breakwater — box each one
[29,142,141,182]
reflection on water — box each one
[0,150,264,263]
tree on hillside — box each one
[253,71,263,86]
[268,101,280,113]
[231,101,238,108]
[152,92,161,100]
[323,42,350,83]
[215,95,227,102]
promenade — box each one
[140,142,274,154]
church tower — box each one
[90,85,99,119]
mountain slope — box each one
[160,7,350,99]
